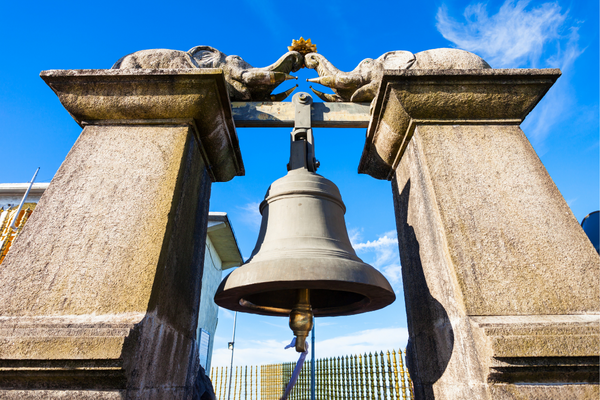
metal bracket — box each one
[288,92,319,172]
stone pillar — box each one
[0,69,243,398]
[359,69,599,399]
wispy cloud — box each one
[348,227,363,246]
[435,0,584,149]
[566,197,578,207]
[353,231,398,253]
[436,0,571,68]
[237,201,262,229]
[352,230,402,292]
[521,24,583,148]
[316,327,409,359]
[211,327,409,367]
[212,338,294,367]
[218,307,235,320]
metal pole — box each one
[227,311,238,400]
[311,318,315,400]
[10,167,39,231]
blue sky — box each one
[1,0,598,367]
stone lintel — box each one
[359,68,561,180]
[41,68,244,182]
[231,101,371,128]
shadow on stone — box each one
[395,178,454,399]
[192,365,217,400]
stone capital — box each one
[358,69,561,180]
[41,68,244,182]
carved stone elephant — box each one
[112,46,304,101]
[305,48,491,102]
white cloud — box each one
[348,227,363,247]
[237,201,262,229]
[316,327,409,359]
[211,327,409,367]
[520,25,583,148]
[212,338,296,367]
[218,307,235,320]
[435,0,584,148]
[353,232,398,253]
[353,230,402,292]
[436,0,571,68]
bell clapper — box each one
[289,288,314,352]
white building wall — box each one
[196,235,223,373]
[0,183,49,210]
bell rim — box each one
[214,258,396,317]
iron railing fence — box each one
[211,349,413,400]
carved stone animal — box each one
[113,46,303,101]
[305,48,491,102]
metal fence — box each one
[0,204,35,265]
[211,349,413,400]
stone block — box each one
[361,69,600,399]
[0,70,243,398]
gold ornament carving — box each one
[288,37,317,55]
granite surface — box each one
[0,70,242,398]
[384,69,599,399]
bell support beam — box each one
[232,101,371,128]
[0,69,243,398]
[359,69,600,399]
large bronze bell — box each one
[214,93,395,351]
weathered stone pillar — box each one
[0,69,243,398]
[359,69,599,399]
